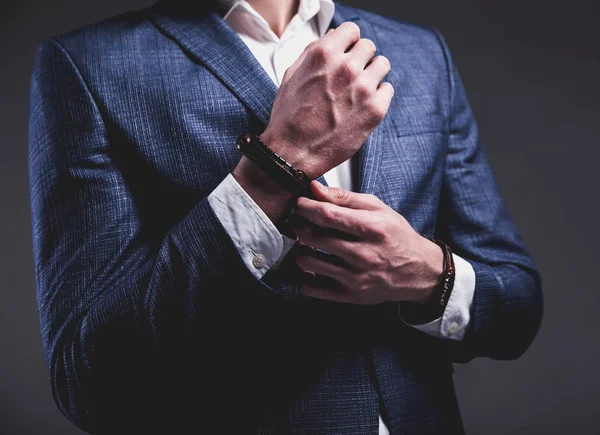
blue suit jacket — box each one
[28,1,543,433]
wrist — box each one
[414,236,445,304]
[232,155,294,224]
[396,237,449,325]
[259,128,320,179]
[398,239,455,324]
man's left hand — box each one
[291,180,444,305]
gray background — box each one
[1,0,599,434]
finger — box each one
[286,27,334,81]
[290,217,363,265]
[296,249,352,286]
[295,243,348,266]
[289,212,359,241]
[295,196,373,238]
[373,81,395,115]
[282,45,312,84]
[283,35,325,85]
[310,180,383,210]
[322,21,361,53]
[347,38,377,69]
[363,55,391,87]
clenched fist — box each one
[260,21,394,179]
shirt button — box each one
[448,322,459,335]
[252,254,267,269]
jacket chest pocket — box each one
[374,114,448,236]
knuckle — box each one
[338,61,358,82]
[356,80,372,99]
[355,220,372,238]
[363,38,376,54]
[364,252,380,270]
[359,252,373,267]
[363,103,383,125]
[369,220,388,240]
[382,80,394,92]
[331,187,350,202]
[368,101,387,122]
[310,44,331,63]
[378,55,391,70]
[381,81,395,97]
[356,215,381,239]
[344,21,360,35]
[370,225,386,240]
[322,204,339,224]
[366,193,379,203]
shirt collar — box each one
[217,0,335,38]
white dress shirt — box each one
[207,1,477,433]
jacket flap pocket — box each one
[390,114,446,138]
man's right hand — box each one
[261,21,394,179]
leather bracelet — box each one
[398,239,456,324]
[236,134,313,198]
[430,239,455,309]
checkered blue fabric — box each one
[28,1,543,433]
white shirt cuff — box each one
[402,253,476,341]
[207,173,297,279]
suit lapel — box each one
[149,1,382,194]
[331,11,386,196]
[149,1,279,128]
[328,6,386,195]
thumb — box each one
[283,29,334,85]
[281,53,305,85]
[282,38,320,85]
[310,180,382,210]
[282,49,310,85]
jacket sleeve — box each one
[28,38,285,432]
[431,30,544,363]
